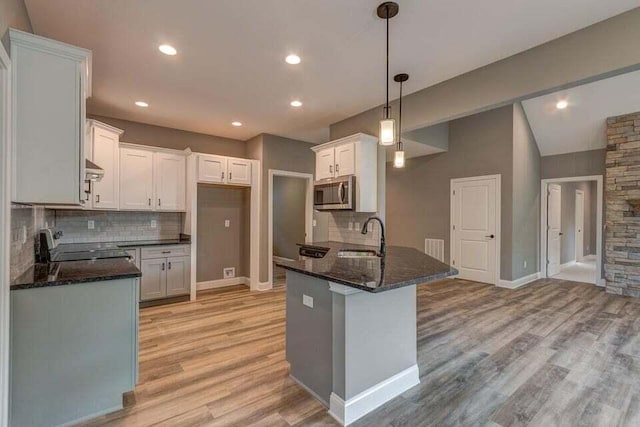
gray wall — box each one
[386,105,515,280]
[558,181,597,264]
[329,8,640,140]
[273,176,306,260]
[511,103,541,279]
[245,134,316,282]
[196,185,249,282]
[541,149,606,179]
[0,0,31,50]
[88,115,246,158]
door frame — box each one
[575,189,585,262]
[268,170,314,288]
[0,40,11,427]
[540,175,603,286]
[450,174,501,286]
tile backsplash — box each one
[328,212,381,246]
[50,210,183,244]
[10,204,51,282]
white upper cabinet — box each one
[334,142,355,177]
[88,120,123,210]
[315,148,335,180]
[154,152,186,211]
[198,155,227,184]
[311,133,378,212]
[197,154,252,186]
[10,29,92,205]
[227,158,252,186]
[119,147,154,211]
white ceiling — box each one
[25,0,639,143]
[522,70,640,156]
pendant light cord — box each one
[385,4,390,119]
[398,79,403,151]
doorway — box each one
[541,176,603,286]
[450,175,501,285]
[268,170,313,287]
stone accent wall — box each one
[605,111,640,296]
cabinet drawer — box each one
[141,245,190,260]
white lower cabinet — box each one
[139,245,190,301]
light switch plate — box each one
[303,294,314,308]
[87,220,95,230]
[225,219,230,228]
[150,220,157,229]
[313,219,317,227]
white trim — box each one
[560,260,577,271]
[186,154,197,301]
[498,272,541,289]
[273,255,295,263]
[255,281,272,292]
[450,174,501,286]
[119,141,188,156]
[268,169,314,289]
[196,277,249,291]
[328,364,420,426]
[250,160,261,291]
[540,175,603,286]
[328,282,363,296]
[0,41,11,427]
[575,189,585,262]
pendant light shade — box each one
[377,2,399,146]
[379,118,396,145]
[393,73,409,169]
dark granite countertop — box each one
[275,241,458,293]
[53,236,191,253]
[11,258,141,291]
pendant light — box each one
[393,73,408,168]
[377,2,399,146]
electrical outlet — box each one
[312,219,317,227]
[87,220,95,230]
[355,222,361,231]
[303,294,314,308]
[225,219,230,228]
[348,222,353,231]
[150,220,157,229]
[223,267,235,278]
[523,260,527,270]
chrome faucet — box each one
[361,216,386,256]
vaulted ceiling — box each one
[24,0,639,143]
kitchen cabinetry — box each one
[198,154,252,186]
[154,152,186,211]
[140,245,190,301]
[119,147,154,211]
[311,133,378,212]
[87,120,123,209]
[10,29,92,205]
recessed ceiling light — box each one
[290,100,303,107]
[158,44,177,56]
[231,121,242,127]
[285,54,301,65]
[135,101,149,108]
[556,100,568,109]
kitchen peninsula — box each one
[276,241,457,426]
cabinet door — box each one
[166,256,190,297]
[198,155,227,183]
[91,127,120,209]
[316,148,335,180]
[140,258,167,301]
[335,142,355,177]
[154,152,186,211]
[119,148,154,210]
[227,159,252,186]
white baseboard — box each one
[197,277,249,291]
[255,281,272,291]
[597,278,606,287]
[498,272,541,289]
[560,260,576,271]
[328,364,419,426]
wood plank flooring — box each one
[82,277,640,426]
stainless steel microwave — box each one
[314,175,355,211]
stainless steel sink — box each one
[337,249,380,258]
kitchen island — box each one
[275,241,457,426]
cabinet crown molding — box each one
[87,119,124,136]
[310,133,377,153]
[119,141,188,156]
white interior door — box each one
[451,176,498,284]
[575,190,584,262]
[547,184,562,276]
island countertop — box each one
[274,241,457,293]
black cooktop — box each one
[51,248,131,262]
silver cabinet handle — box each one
[162,251,170,254]
[148,198,151,206]
[336,163,339,173]
[329,165,333,174]
[95,194,100,203]
[161,262,165,271]
[168,262,172,270]
[338,182,345,203]
[158,198,161,207]
[230,172,232,180]
[221,171,224,180]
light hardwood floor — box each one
[82,277,640,426]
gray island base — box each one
[286,271,419,426]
